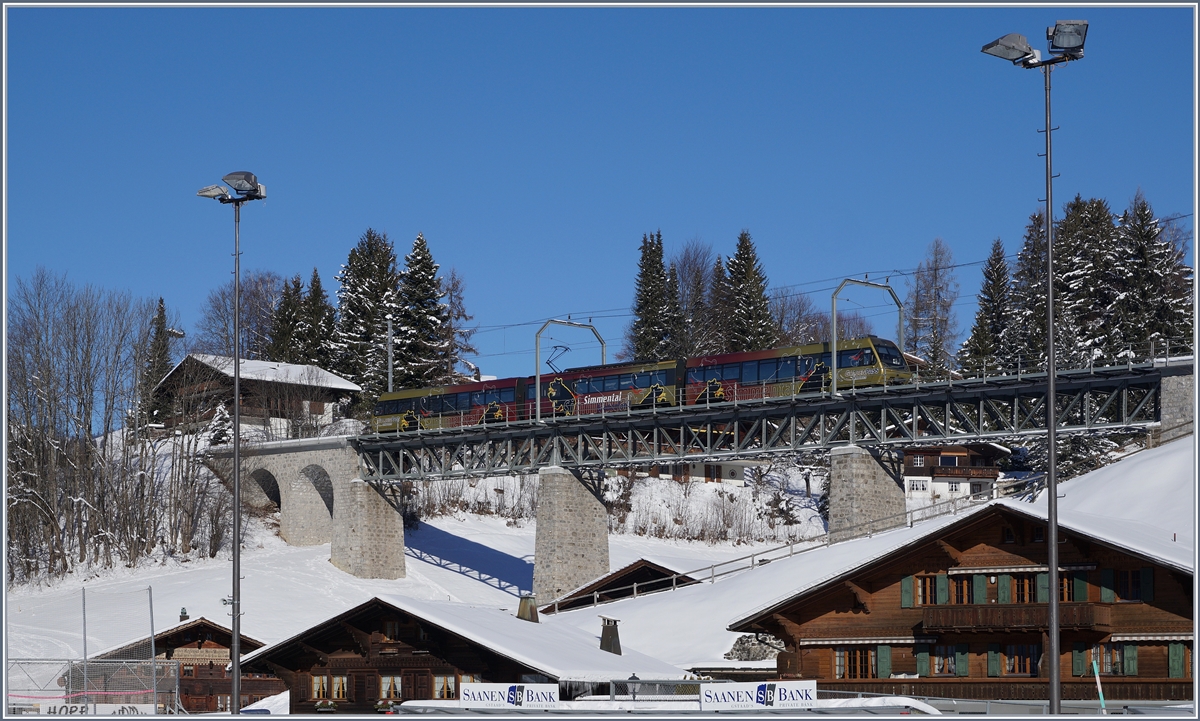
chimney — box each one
[179,607,190,622]
[599,616,622,655]
[516,594,539,623]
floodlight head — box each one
[1049,20,1087,57]
[222,171,259,193]
[982,33,1036,64]
[197,184,230,199]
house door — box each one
[402,670,432,700]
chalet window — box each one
[916,575,947,605]
[1059,576,1075,602]
[312,675,329,700]
[1116,570,1142,601]
[1168,643,1190,678]
[948,482,960,492]
[380,676,402,700]
[1003,527,1016,544]
[217,696,231,712]
[384,621,400,640]
[933,646,955,675]
[331,675,349,700]
[834,647,875,679]
[1033,527,1045,543]
[433,675,457,699]
[911,455,924,468]
[182,666,193,677]
[939,456,958,467]
[460,674,482,684]
[910,479,927,492]
[1004,644,1039,676]
[1092,643,1127,675]
[952,576,974,604]
[1012,574,1036,604]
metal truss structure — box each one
[353,362,1187,483]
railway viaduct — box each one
[205,359,1194,603]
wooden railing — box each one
[928,466,1000,479]
[922,602,1111,632]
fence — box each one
[6,659,180,715]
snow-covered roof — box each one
[90,616,260,659]
[551,436,1195,669]
[162,354,361,392]
[242,594,688,683]
[243,690,289,714]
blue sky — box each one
[5,6,1195,381]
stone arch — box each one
[301,464,334,516]
[249,468,281,509]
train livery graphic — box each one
[370,336,911,433]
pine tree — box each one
[725,230,776,353]
[626,231,670,360]
[663,262,685,359]
[704,255,733,355]
[1057,195,1119,364]
[265,275,304,363]
[1010,212,1049,371]
[297,268,337,369]
[958,239,1013,375]
[438,268,478,383]
[394,233,451,390]
[904,238,959,379]
[1116,192,1193,355]
[333,229,402,404]
[139,297,174,427]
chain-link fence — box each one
[6,659,180,715]
[605,679,712,701]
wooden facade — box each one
[543,559,698,613]
[242,599,561,714]
[732,507,1193,701]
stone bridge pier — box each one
[532,466,610,604]
[827,445,906,543]
[207,436,405,580]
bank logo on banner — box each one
[699,680,817,710]
[460,683,559,709]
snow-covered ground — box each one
[6,512,780,661]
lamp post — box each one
[197,171,266,715]
[983,20,1087,715]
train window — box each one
[652,370,667,386]
[759,359,779,383]
[687,368,702,384]
[604,375,619,391]
[702,366,719,382]
[373,402,388,416]
[633,373,650,388]
[839,349,875,368]
[460,392,472,408]
[819,353,832,369]
[471,391,485,406]
[742,361,758,384]
[778,357,796,379]
[619,374,634,389]
[876,343,906,368]
[441,394,457,412]
[500,388,515,403]
[723,363,741,381]
[574,380,590,395]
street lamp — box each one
[197,170,266,715]
[982,20,1087,715]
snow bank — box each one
[242,690,288,714]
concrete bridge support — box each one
[1157,369,1194,445]
[827,445,906,543]
[330,479,406,579]
[533,466,610,603]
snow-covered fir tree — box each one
[704,255,732,354]
[1057,195,1121,364]
[725,230,776,353]
[959,239,1013,374]
[1010,211,1050,370]
[207,402,232,445]
[297,268,337,370]
[904,238,959,379]
[394,233,452,389]
[333,229,402,405]
[265,275,304,364]
[139,297,174,426]
[1115,192,1193,354]
[626,231,672,360]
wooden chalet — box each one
[728,443,1195,702]
[542,558,700,613]
[240,594,687,714]
[89,615,285,713]
[903,443,1011,502]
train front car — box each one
[524,359,681,419]
[370,377,523,433]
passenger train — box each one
[370,336,911,433]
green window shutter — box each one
[1124,644,1138,676]
[936,575,949,605]
[876,645,892,679]
[973,574,987,604]
[1168,643,1184,678]
[916,644,930,677]
[1072,643,1087,676]
[1073,571,1088,602]
[1100,568,1116,603]
[901,575,913,608]
[987,644,1000,677]
[956,643,969,677]
[1141,567,1155,603]
[998,574,1011,604]
[1036,572,1050,603]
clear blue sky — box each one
[6,6,1195,380]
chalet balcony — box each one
[922,603,1111,633]
[817,678,1192,703]
[928,465,1000,479]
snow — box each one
[401,696,941,714]
[171,353,361,392]
[242,690,289,714]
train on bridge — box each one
[370,335,911,433]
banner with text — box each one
[699,681,817,710]
[460,683,559,709]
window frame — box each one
[932,645,957,676]
[1003,644,1039,676]
[834,646,876,679]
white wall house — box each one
[902,444,1010,504]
